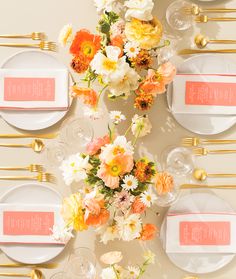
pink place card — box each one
[180,221,230,246]
[4,77,55,102]
[185,81,236,106]
[3,211,54,236]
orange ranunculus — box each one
[71,85,98,108]
[110,35,124,57]
[140,224,158,241]
[70,29,101,60]
[131,197,146,214]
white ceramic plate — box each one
[0,50,72,131]
[160,192,235,274]
[0,183,65,264]
[167,54,236,135]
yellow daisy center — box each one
[127,180,133,187]
[103,58,117,71]
[146,195,151,202]
[130,47,136,52]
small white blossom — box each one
[116,214,142,241]
[83,106,104,120]
[100,251,123,265]
[109,111,126,124]
[125,0,154,21]
[131,114,152,138]
[94,0,116,12]
[122,175,138,191]
[143,250,156,264]
[50,224,73,243]
[140,188,157,207]
[58,24,73,46]
[124,41,140,58]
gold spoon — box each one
[195,34,236,49]
[0,139,45,153]
[0,269,43,278]
[193,168,236,181]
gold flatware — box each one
[0,269,43,278]
[0,263,57,269]
[184,4,236,15]
[0,139,45,153]
[179,48,236,55]
[0,32,45,40]
[181,184,236,189]
[195,15,236,23]
[0,164,43,172]
[0,172,56,183]
[195,34,236,49]
[193,168,236,181]
[182,137,236,147]
[193,148,236,156]
[0,133,57,139]
[0,41,57,52]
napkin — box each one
[0,203,64,245]
[0,68,69,110]
[166,213,236,253]
[172,74,236,115]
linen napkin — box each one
[0,68,68,110]
[172,74,236,115]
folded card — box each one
[172,74,236,115]
[0,204,64,245]
[166,213,236,253]
[0,69,69,110]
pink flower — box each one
[158,61,176,85]
[114,190,134,212]
[86,135,110,155]
[97,155,134,189]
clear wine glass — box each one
[59,117,94,153]
[166,0,193,31]
[156,176,179,207]
[63,247,97,279]
[50,272,65,279]
[161,145,194,176]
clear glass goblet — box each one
[166,0,193,31]
[63,247,97,279]
[50,272,65,279]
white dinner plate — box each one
[0,50,72,131]
[167,54,236,135]
[160,192,235,274]
[0,183,65,264]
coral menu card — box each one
[166,213,236,253]
[0,204,64,245]
[0,69,68,110]
[172,74,236,115]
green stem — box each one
[132,128,141,146]
[112,265,120,279]
[124,124,132,137]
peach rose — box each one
[155,172,174,195]
[140,224,158,241]
[131,197,147,214]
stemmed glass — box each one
[63,247,97,279]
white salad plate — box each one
[167,54,236,135]
[0,183,65,264]
[160,192,235,274]
[0,50,72,131]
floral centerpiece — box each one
[53,112,175,244]
[59,0,176,118]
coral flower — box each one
[134,159,155,183]
[85,206,110,227]
[86,135,110,155]
[155,172,174,195]
[70,29,101,60]
[97,155,134,189]
[140,224,158,240]
[71,85,98,107]
[158,62,176,85]
[71,54,90,74]
[131,197,147,214]
[131,49,153,70]
[110,35,124,57]
[134,92,154,111]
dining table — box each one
[1,0,236,278]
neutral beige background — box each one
[1,0,236,278]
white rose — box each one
[125,0,154,21]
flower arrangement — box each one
[58,0,176,118]
[56,112,175,244]
[100,250,155,279]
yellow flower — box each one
[125,18,163,50]
[61,193,88,231]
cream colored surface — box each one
[0,0,236,278]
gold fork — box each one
[0,32,46,40]
[0,41,57,52]
[0,164,43,172]
[184,4,236,15]
[0,172,56,183]
[193,148,236,156]
[181,184,236,189]
[182,137,236,147]
[195,15,236,23]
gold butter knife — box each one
[181,184,236,189]
[0,133,57,139]
[179,49,236,55]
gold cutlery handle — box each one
[203,8,236,13]
[0,263,57,268]
[0,34,32,39]
[209,39,236,44]
[203,139,236,144]
[0,134,57,139]
[0,43,38,48]
[181,184,236,189]
[209,149,236,154]
[0,272,29,277]
[179,49,236,55]
[0,175,36,180]
[209,17,236,21]
[208,173,236,178]
[0,166,28,171]
[0,143,31,148]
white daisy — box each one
[140,188,157,207]
[100,135,134,163]
[83,106,104,120]
[116,213,142,241]
[60,153,90,186]
[109,111,126,125]
[122,175,138,191]
[50,224,74,243]
[127,266,140,278]
[124,41,140,58]
[58,24,73,46]
[131,114,152,138]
